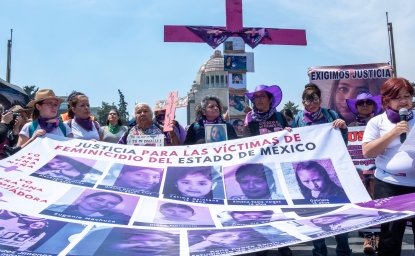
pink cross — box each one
[164,0,306,48]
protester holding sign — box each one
[184,96,237,144]
[362,77,415,256]
[346,92,382,254]
[17,89,72,149]
[292,83,351,256]
[153,105,186,145]
[119,103,166,146]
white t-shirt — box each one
[66,120,100,140]
[363,112,415,186]
[20,121,72,138]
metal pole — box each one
[6,29,13,83]
[386,12,397,77]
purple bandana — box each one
[203,117,223,125]
[386,108,414,124]
[38,117,59,133]
[74,116,93,131]
[303,108,325,124]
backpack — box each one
[29,120,67,138]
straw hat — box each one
[26,89,64,108]
[9,105,31,114]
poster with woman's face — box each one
[281,159,350,205]
[0,210,85,254]
[98,163,163,197]
[40,187,139,225]
[308,63,392,125]
[205,124,227,143]
[30,155,102,187]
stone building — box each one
[186,50,230,124]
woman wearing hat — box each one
[244,84,288,137]
[184,96,237,145]
[346,92,382,127]
[292,83,351,256]
[17,89,72,148]
[346,92,382,254]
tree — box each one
[96,101,116,125]
[117,89,129,124]
[22,85,39,100]
[282,101,300,115]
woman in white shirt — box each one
[66,92,100,141]
[362,77,415,256]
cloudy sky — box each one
[1,0,414,124]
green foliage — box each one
[22,85,39,100]
[282,101,300,115]
[117,89,129,124]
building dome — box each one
[200,50,224,73]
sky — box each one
[0,0,414,125]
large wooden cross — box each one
[164,0,306,48]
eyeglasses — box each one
[41,102,60,108]
[303,97,320,105]
[356,100,374,106]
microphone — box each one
[399,108,408,143]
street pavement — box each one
[246,229,414,255]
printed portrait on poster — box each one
[228,73,247,89]
[31,154,102,187]
[309,63,393,125]
[281,159,350,204]
[69,227,180,256]
[231,118,244,137]
[40,187,139,225]
[0,210,85,254]
[224,55,247,72]
[162,166,225,204]
[205,124,227,143]
[98,163,163,197]
[228,88,248,116]
[223,163,286,205]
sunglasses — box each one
[356,100,374,106]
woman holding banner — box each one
[292,83,351,256]
[17,89,73,149]
[362,77,415,256]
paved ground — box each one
[252,229,414,255]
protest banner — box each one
[0,124,414,255]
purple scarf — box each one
[38,117,59,133]
[74,116,93,131]
[203,116,223,124]
[250,107,276,122]
[386,108,414,124]
[303,108,325,124]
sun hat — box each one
[26,89,64,108]
[346,92,382,116]
[245,84,283,109]
[9,105,31,114]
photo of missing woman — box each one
[0,210,85,254]
[205,124,227,143]
[98,163,163,197]
[281,159,350,204]
[31,155,102,187]
[40,187,139,225]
